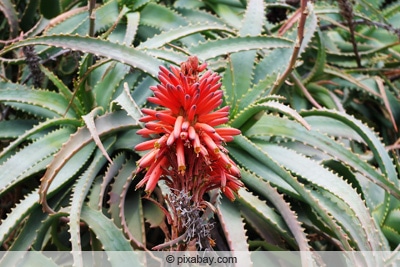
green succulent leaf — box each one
[69,137,116,256]
[0,0,19,38]
[0,35,163,78]
[237,184,298,249]
[258,142,388,251]
[0,117,80,166]
[216,196,251,261]
[230,100,310,130]
[108,159,136,227]
[0,119,39,140]
[234,134,362,251]
[0,127,72,194]
[0,87,77,118]
[80,206,138,259]
[39,111,137,212]
[190,36,293,61]
[139,23,235,49]
[302,109,398,188]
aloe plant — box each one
[1,0,399,266]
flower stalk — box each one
[134,56,243,250]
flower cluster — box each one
[135,56,242,202]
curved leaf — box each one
[0,35,163,78]
[139,22,235,49]
[189,36,293,61]
[39,111,137,212]
[80,205,134,251]
[0,0,19,38]
[69,137,116,261]
[108,160,136,227]
[82,107,112,163]
[0,128,72,194]
[301,109,398,187]
[230,101,310,130]
[258,142,388,252]
[233,134,355,251]
[237,184,298,249]
[245,114,400,201]
[0,120,39,139]
[0,118,80,161]
[0,88,77,118]
[216,196,251,262]
[0,140,94,248]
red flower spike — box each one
[134,56,242,201]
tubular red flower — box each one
[194,122,216,134]
[222,187,236,201]
[156,112,176,125]
[206,117,229,127]
[187,105,197,121]
[176,138,186,174]
[215,127,241,136]
[173,116,184,139]
[193,134,201,154]
[202,133,220,154]
[188,126,196,140]
[137,150,157,169]
[167,132,175,146]
[144,157,167,193]
[181,121,190,131]
[140,108,157,120]
[134,56,242,201]
[197,110,229,123]
[135,139,157,151]
[220,168,227,189]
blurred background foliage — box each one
[0,0,399,265]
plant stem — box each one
[338,0,362,67]
[80,0,97,112]
[290,72,322,109]
[88,0,96,38]
[270,0,308,95]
